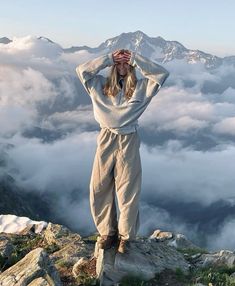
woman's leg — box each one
[114,131,142,241]
[89,129,118,237]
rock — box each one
[49,236,93,266]
[149,229,173,241]
[96,247,127,286]
[169,233,199,249]
[27,277,50,286]
[72,256,97,284]
[17,223,47,235]
[4,215,235,286]
[0,247,62,286]
[95,237,190,286]
[196,249,235,268]
[18,224,37,235]
[149,229,199,250]
[0,234,14,258]
[43,222,81,247]
[230,272,235,278]
[72,257,89,278]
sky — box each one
[0,0,234,57]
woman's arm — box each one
[129,52,170,98]
[76,53,114,95]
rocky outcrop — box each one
[150,229,199,249]
[0,247,61,286]
[1,216,235,285]
[195,249,235,268]
[95,237,190,286]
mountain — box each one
[2,31,233,69]
[0,37,11,44]
[0,143,55,222]
[0,174,55,222]
[63,30,230,69]
[37,36,55,44]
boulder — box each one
[27,277,50,286]
[0,247,62,286]
[149,229,199,249]
[95,237,190,286]
[43,222,81,247]
[195,249,235,268]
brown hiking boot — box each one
[117,238,130,254]
[97,234,118,250]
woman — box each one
[76,49,169,253]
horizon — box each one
[0,0,234,57]
[1,31,234,59]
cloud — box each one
[213,116,235,136]
[139,86,213,134]
[0,35,63,59]
[139,202,200,245]
[207,218,235,251]
[4,131,98,193]
[140,142,235,206]
[42,105,97,132]
[0,64,58,136]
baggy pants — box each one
[89,127,142,241]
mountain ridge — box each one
[1,31,234,69]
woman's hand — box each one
[112,49,132,65]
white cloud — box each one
[140,141,235,206]
[207,218,235,251]
[43,105,96,131]
[0,35,63,58]
[4,131,98,193]
[213,117,235,136]
[140,86,214,134]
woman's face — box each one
[116,61,130,77]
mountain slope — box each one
[64,30,226,69]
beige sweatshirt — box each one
[76,51,170,134]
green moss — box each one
[0,253,6,270]
[175,267,189,283]
[75,273,98,285]
[150,265,235,286]
[0,234,60,272]
[119,273,147,286]
[177,247,209,256]
[55,258,73,268]
[172,265,235,286]
[44,242,60,254]
[192,266,235,285]
[2,235,43,270]
[83,234,99,242]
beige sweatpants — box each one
[89,127,142,241]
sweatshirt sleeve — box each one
[129,52,170,98]
[76,52,114,95]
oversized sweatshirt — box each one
[76,51,170,134]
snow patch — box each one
[0,214,48,234]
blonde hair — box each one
[103,61,138,100]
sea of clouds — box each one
[1,35,235,251]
